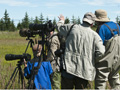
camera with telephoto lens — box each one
[5,53,31,62]
[19,20,55,37]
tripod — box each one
[5,60,25,89]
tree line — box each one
[0,10,81,31]
[0,10,120,31]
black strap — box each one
[104,23,120,36]
[66,24,75,39]
[28,57,42,89]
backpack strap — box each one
[104,23,120,36]
[66,24,75,39]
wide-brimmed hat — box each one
[83,12,96,24]
[95,9,110,22]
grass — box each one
[0,31,34,89]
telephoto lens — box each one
[5,53,31,61]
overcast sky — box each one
[0,0,120,25]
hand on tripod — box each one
[24,59,27,67]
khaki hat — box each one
[83,12,96,24]
[95,9,110,22]
[33,44,42,52]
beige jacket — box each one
[56,21,105,81]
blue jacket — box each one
[96,21,120,44]
[24,61,53,89]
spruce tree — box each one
[22,12,30,28]
[71,15,76,24]
[17,21,23,29]
[65,17,70,24]
[30,17,34,24]
[39,13,44,24]
[116,16,120,23]
[0,19,5,31]
[10,20,16,31]
[34,16,40,24]
[45,16,49,23]
[53,18,56,25]
[77,16,81,24]
[3,10,11,30]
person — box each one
[56,12,105,89]
[24,44,53,89]
[94,9,120,89]
[47,30,61,89]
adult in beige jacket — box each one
[56,12,105,89]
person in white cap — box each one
[95,9,120,89]
[56,12,105,89]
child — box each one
[24,44,53,89]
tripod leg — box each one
[9,69,19,88]
[5,67,18,89]
[18,66,25,89]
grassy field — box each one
[0,31,112,89]
[0,31,35,89]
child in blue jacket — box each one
[24,44,53,89]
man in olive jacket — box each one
[56,12,105,89]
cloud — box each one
[45,2,67,7]
[114,11,120,14]
[0,0,38,7]
[80,0,104,6]
[80,0,120,6]
[114,0,120,3]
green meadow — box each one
[0,31,34,89]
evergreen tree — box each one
[30,17,34,24]
[65,17,70,24]
[71,15,76,24]
[77,16,81,24]
[39,13,44,24]
[0,19,5,31]
[34,16,40,24]
[22,12,30,28]
[53,17,56,25]
[17,21,23,29]
[3,9,11,30]
[116,16,120,23]
[10,20,16,31]
[45,16,49,23]
[7,18,11,31]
